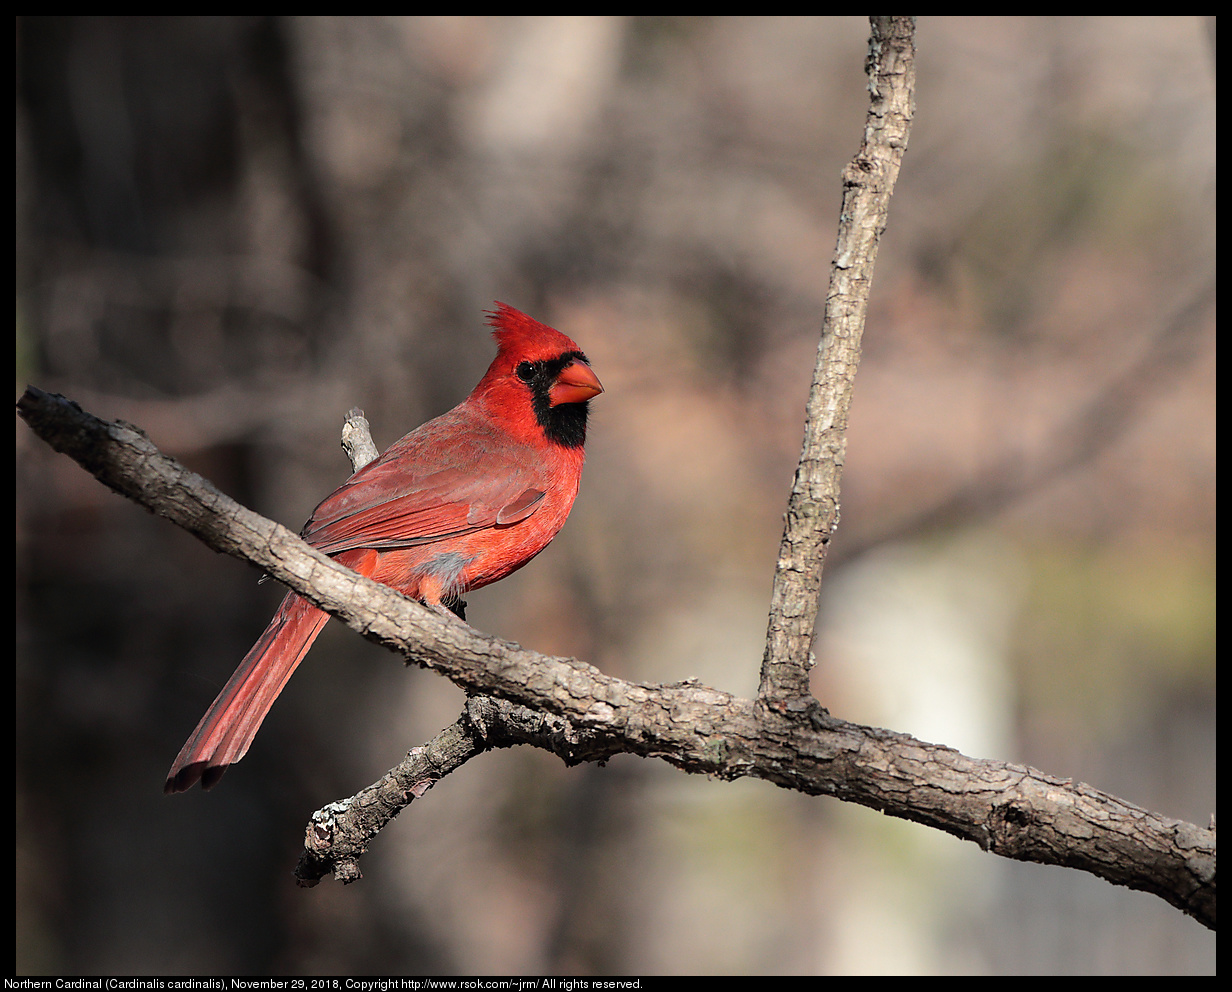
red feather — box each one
[165,303,602,792]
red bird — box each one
[165,303,602,793]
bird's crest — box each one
[487,302,584,362]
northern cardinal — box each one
[165,303,603,793]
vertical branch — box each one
[760,16,917,703]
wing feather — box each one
[300,405,547,556]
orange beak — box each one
[549,359,604,407]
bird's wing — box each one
[300,409,547,556]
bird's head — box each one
[474,303,603,448]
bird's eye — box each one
[516,362,535,383]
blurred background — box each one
[16,16,1215,976]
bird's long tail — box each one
[164,591,330,793]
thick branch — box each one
[16,385,1216,928]
[761,16,916,701]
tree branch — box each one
[15,384,1216,928]
[761,15,916,702]
[296,694,623,886]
